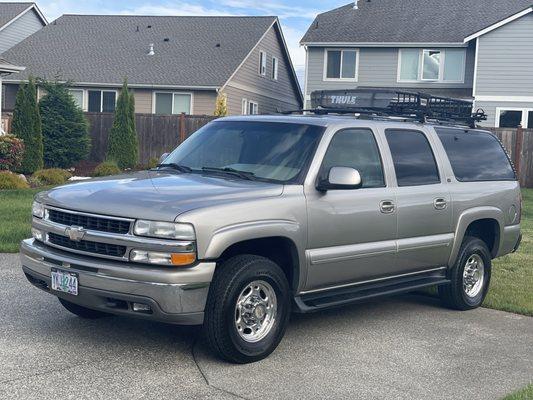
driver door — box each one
[304,128,397,291]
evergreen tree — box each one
[39,81,90,168]
[12,77,43,174]
[106,79,138,169]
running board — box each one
[294,272,450,313]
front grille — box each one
[48,233,127,258]
[48,209,131,234]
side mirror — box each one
[317,167,362,191]
[159,153,170,164]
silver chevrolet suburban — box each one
[21,90,522,363]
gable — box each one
[0,8,46,54]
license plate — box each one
[51,268,79,296]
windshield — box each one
[163,121,325,183]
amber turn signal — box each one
[171,252,196,266]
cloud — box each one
[219,0,322,19]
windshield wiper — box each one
[156,163,193,173]
[201,167,257,181]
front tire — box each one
[58,298,109,319]
[439,236,492,310]
[204,255,291,363]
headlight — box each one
[133,220,195,240]
[32,201,45,218]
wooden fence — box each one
[487,127,533,188]
[85,113,217,165]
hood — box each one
[37,171,284,221]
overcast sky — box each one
[2,0,349,82]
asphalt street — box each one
[1,253,532,400]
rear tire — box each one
[58,298,109,319]
[439,236,491,310]
[204,255,291,364]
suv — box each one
[21,91,522,363]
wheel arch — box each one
[449,207,504,266]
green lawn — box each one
[1,187,532,316]
[502,384,533,400]
[483,188,533,316]
[0,188,45,253]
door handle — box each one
[380,200,396,214]
[434,198,447,210]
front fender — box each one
[448,206,504,266]
[203,219,301,260]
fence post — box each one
[179,113,186,144]
[514,125,524,184]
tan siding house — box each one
[2,15,302,117]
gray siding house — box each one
[301,0,533,127]
[2,15,301,116]
[0,2,47,54]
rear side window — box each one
[321,128,385,188]
[385,129,440,186]
[435,128,516,182]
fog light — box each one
[31,228,46,242]
[132,303,152,313]
[130,250,196,266]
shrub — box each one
[0,135,25,171]
[0,171,29,189]
[214,92,228,117]
[30,168,72,186]
[106,79,138,169]
[11,77,43,174]
[148,157,159,169]
[39,80,90,168]
[92,161,122,177]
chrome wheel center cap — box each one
[235,281,277,343]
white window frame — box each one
[259,51,267,76]
[323,48,360,82]
[272,57,279,80]
[152,92,193,115]
[87,89,118,113]
[249,101,259,115]
[68,89,84,109]
[241,98,248,115]
[495,107,533,128]
[397,48,466,84]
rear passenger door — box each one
[384,128,453,272]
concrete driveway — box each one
[2,253,532,400]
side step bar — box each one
[294,271,449,313]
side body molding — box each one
[448,206,504,266]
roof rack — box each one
[284,89,487,128]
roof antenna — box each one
[148,43,155,56]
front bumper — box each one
[20,239,216,325]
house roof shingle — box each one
[0,2,35,28]
[3,14,277,87]
[301,0,533,44]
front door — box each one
[305,128,397,291]
[384,128,453,272]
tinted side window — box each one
[385,129,440,186]
[321,129,385,188]
[435,128,516,182]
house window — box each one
[154,92,192,115]
[325,49,358,80]
[68,89,84,109]
[249,101,258,115]
[272,57,279,80]
[241,99,248,115]
[259,51,267,76]
[496,108,533,128]
[398,48,466,83]
[87,90,117,112]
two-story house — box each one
[301,0,533,128]
[2,15,302,117]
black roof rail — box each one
[281,89,487,128]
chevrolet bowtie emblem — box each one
[65,226,86,242]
